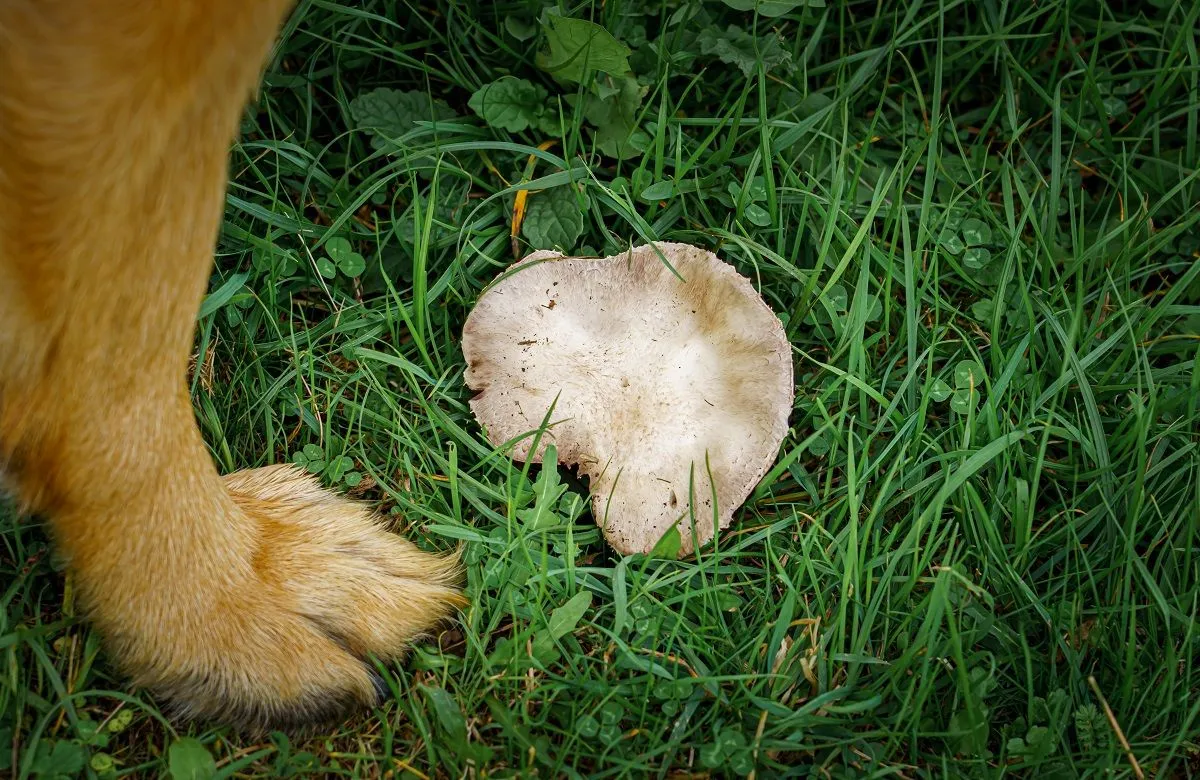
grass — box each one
[3,0,1200,776]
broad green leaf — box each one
[468,76,555,133]
[593,78,624,101]
[530,630,560,664]
[302,444,323,460]
[1046,688,1070,719]
[75,719,107,748]
[971,298,996,321]
[30,739,87,777]
[168,738,216,780]
[349,88,457,146]
[423,686,468,748]
[487,634,521,665]
[1025,724,1050,746]
[546,590,592,639]
[720,0,824,15]
[580,76,646,159]
[648,525,682,559]
[505,16,537,40]
[948,706,989,754]
[522,187,586,250]
[537,14,631,83]
[316,257,337,279]
[697,25,791,76]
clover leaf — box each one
[325,237,366,278]
[961,218,992,246]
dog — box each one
[0,0,463,730]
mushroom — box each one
[461,242,793,556]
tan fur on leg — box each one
[0,0,464,730]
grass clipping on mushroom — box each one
[461,242,793,557]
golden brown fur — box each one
[0,0,463,729]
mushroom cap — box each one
[461,242,793,556]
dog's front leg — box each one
[0,0,463,730]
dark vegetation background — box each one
[3,0,1198,776]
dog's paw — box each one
[90,465,464,731]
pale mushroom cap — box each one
[461,242,793,556]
